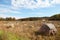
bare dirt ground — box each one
[0,20,60,40]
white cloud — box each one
[0,13,20,19]
[0,8,21,19]
[11,0,60,9]
[0,4,22,18]
[54,0,60,4]
[0,8,20,14]
[0,6,22,19]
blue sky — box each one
[0,0,60,19]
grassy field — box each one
[0,20,60,40]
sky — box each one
[0,0,60,19]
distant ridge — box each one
[0,14,60,21]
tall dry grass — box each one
[0,21,60,40]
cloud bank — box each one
[0,0,60,18]
[12,0,60,9]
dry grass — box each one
[0,20,60,40]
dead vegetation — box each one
[0,20,60,40]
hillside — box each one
[0,14,60,21]
[49,14,60,20]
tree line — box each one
[0,17,16,21]
[0,14,60,21]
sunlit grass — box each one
[0,30,30,40]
